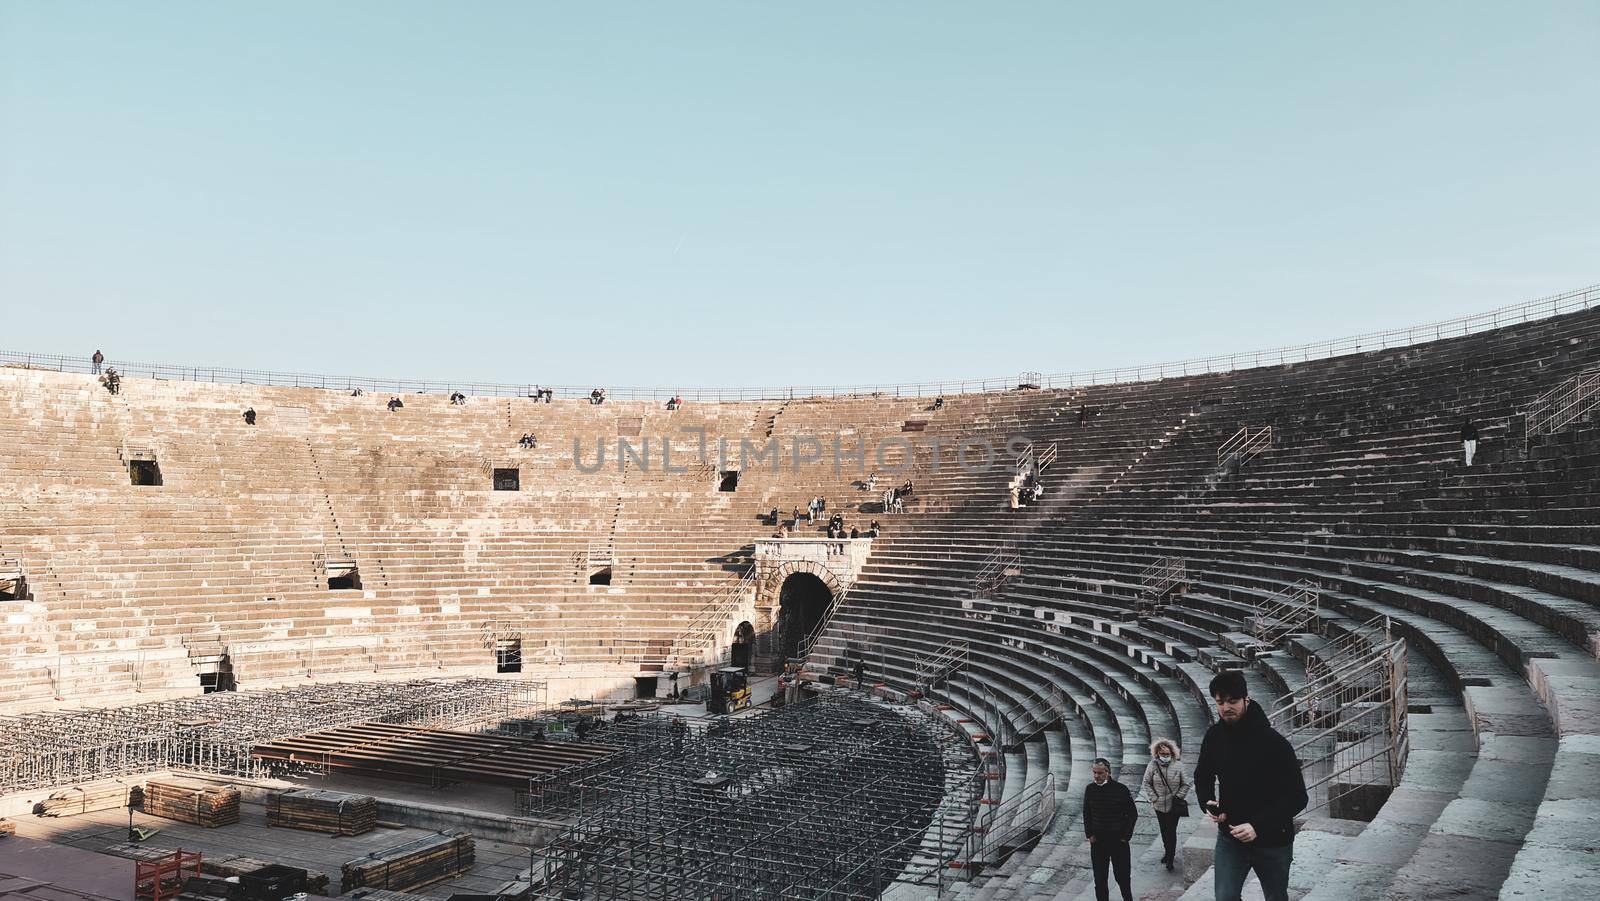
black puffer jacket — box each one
[1193,699,1307,847]
[1082,778,1137,841]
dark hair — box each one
[1092,757,1112,770]
[1209,670,1248,700]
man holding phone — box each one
[1193,670,1307,901]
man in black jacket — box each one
[1082,757,1137,901]
[1194,670,1307,901]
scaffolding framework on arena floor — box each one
[0,677,546,796]
[527,693,985,901]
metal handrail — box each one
[1525,364,1600,443]
[1250,580,1319,645]
[974,546,1021,596]
[796,586,853,663]
[1036,442,1059,472]
[1138,556,1187,598]
[1218,425,1273,467]
[1266,637,1408,816]
[5,284,1594,402]
[667,569,757,668]
[914,640,970,688]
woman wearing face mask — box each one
[1142,738,1190,871]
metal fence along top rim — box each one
[4,284,1594,402]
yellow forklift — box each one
[707,667,751,715]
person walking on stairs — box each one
[1083,757,1137,901]
[1194,670,1307,901]
[91,349,104,374]
[1142,738,1190,871]
[1460,417,1479,466]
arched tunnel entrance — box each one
[777,572,833,661]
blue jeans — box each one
[1214,832,1292,901]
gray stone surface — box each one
[1387,831,1523,901]
[1430,797,1535,844]
[1497,845,1600,899]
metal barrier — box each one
[1265,622,1408,820]
[974,545,1022,597]
[1250,580,1320,645]
[1138,556,1188,600]
[1218,425,1274,468]
[1525,363,1600,446]
[6,285,1594,401]
[666,569,757,669]
[914,640,970,693]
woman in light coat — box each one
[1141,737,1190,871]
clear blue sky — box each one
[2,2,1596,388]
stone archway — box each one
[754,560,843,662]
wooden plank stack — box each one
[266,788,377,835]
[340,830,475,893]
[34,780,140,817]
[142,777,241,827]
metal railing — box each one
[5,285,1593,402]
[1249,580,1320,645]
[666,569,757,669]
[914,640,970,691]
[1525,363,1600,445]
[1036,441,1059,473]
[1266,629,1409,819]
[965,772,1057,873]
[796,586,853,663]
[1137,556,1188,600]
[974,546,1022,597]
[1218,425,1273,468]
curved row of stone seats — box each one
[810,545,1217,897]
[2,366,976,705]
[810,309,1600,896]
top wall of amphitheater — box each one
[3,285,1594,403]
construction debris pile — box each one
[0,677,544,795]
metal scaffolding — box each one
[526,694,984,900]
[0,677,546,796]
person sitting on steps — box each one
[387,397,403,411]
[243,408,256,425]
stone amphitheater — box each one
[1,286,1598,901]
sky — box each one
[2,2,1597,390]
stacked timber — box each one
[142,777,241,827]
[266,788,377,835]
[34,780,140,816]
[339,830,475,893]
